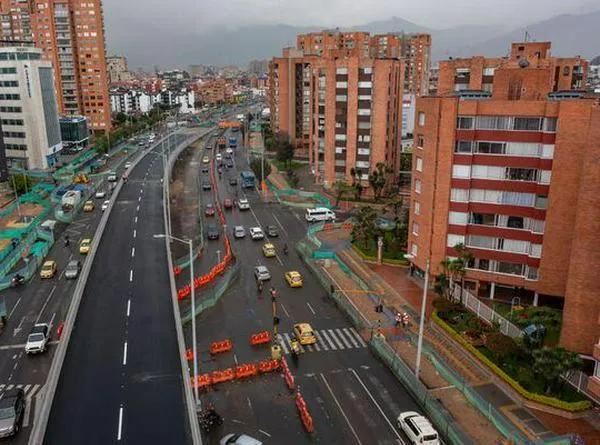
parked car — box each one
[207,223,220,240]
[254,265,271,281]
[65,260,82,279]
[249,227,264,240]
[233,226,246,238]
[0,388,25,438]
[25,323,50,354]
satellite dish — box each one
[519,59,530,68]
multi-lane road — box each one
[183,129,422,444]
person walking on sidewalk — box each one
[395,312,402,327]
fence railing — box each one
[451,283,523,339]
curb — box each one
[28,130,174,445]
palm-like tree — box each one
[351,206,377,249]
[533,346,582,394]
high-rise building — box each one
[247,59,268,76]
[0,0,111,132]
[107,55,133,84]
[406,42,600,364]
[0,46,62,169]
[309,55,404,189]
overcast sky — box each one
[103,0,597,31]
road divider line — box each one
[117,405,124,441]
[349,368,404,443]
[138,196,141,202]
[134,216,138,224]
[122,342,128,366]
[272,214,289,237]
[131,247,135,258]
[126,299,131,317]
[133,229,137,238]
[8,297,21,319]
[320,373,362,445]
[136,205,140,212]
[129,269,133,282]
[35,285,57,324]
[306,302,316,315]
[280,303,290,318]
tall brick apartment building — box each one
[0,0,111,132]
[407,42,600,375]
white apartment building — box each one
[110,88,195,115]
[0,46,62,170]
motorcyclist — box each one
[64,234,70,247]
[257,280,264,293]
[291,339,301,361]
[283,244,289,255]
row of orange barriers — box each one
[210,339,233,355]
[341,222,353,231]
[296,388,314,433]
[250,331,271,346]
[281,357,295,391]
[191,359,281,389]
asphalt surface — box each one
[42,132,198,445]
[180,130,422,444]
[0,146,140,445]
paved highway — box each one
[43,132,197,444]
[179,128,421,444]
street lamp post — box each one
[415,258,430,380]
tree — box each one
[351,206,377,249]
[368,162,393,200]
[333,181,353,207]
[453,243,474,304]
[10,175,33,195]
[275,137,294,168]
[385,196,409,252]
[532,346,582,394]
[249,158,271,182]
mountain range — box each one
[107,11,600,70]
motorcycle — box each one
[283,245,289,255]
[257,280,264,293]
[291,339,301,362]
[199,408,223,433]
[11,274,25,288]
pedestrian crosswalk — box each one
[0,384,43,428]
[277,327,367,354]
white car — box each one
[226,147,233,155]
[249,227,264,240]
[253,265,271,281]
[238,198,250,210]
[397,412,440,445]
[95,190,106,199]
[25,323,50,354]
[234,226,246,238]
[101,200,110,211]
[216,153,222,162]
[124,161,132,169]
[220,433,262,445]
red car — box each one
[223,198,233,209]
[205,204,215,217]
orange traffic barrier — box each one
[250,331,271,346]
[174,266,182,276]
[192,374,211,389]
[296,389,314,433]
[185,349,194,360]
[323,223,334,231]
[258,359,280,373]
[235,363,258,379]
[342,223,353,231]
[281,357,295,390]
[210,339,233,355]
[211,368,235,384]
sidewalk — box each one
[312,229,597,444]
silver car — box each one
[220,433,262,445]
[65,260,82,279]
[234,226,246,238]
[254,265,271,282]
[0,388,24,438]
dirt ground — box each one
[0,202,45,231]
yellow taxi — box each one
[202,156,210,164]
[284,270,303,288]
[79,238,92,254]
[293,323,317,345]
[40,260,57,279]
[83,200,95,212]
[262,243,276,258]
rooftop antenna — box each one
[524,31,531,42]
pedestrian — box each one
[402,312,409,329]
[395,312,402,327]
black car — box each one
[201,167,209,174]
[266,225,279,237]
[0,388,24,438]
[229,177,238,186]
[202,181,212,191]
[225,160,234,169]
[206,223,220,240]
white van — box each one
[305,207,336,222]
[397,412,440,445]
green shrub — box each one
[485,331,520,360]
[433,298,463,314]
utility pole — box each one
[415,258,430,380]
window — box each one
[0,106,21,112]
[455,141,472,153]
[541,144,555,159]
[416,157,423,172]
[0,67,16,74]
[412,223,420,235]
[471,165,503,179]
[467,235,496,249]
[0,93,20,100]
[3,131,25,138]
[448,211,468,225]
[1,119,23,126]
[535,195,548,209]
[335,134,347,141]
[507,168,536,181]
[415,179,421,194]
[414,201,420,215]
[457,116,474,129]
[530,244,542,258]
[501,191,535,206]
[538,170,552,184]
[513,117,542,131]
[476,141,505,154]
[483,67,495,76]
[506,216,524,229]
[543,117,557,132]
[335,95,347,101]
[450,188,468,202]
[502,239,529,254]
[418,112,425,126]
[358,81,372,88]
[497,261,524,276]
[447,234,465,247]
[471,213,496,226]
[335,81,347,88]
[336,68,348,75]
[411,243,418,256]
[417,134,424,148]
[452,165,470,178]
[357,108,371,116]
[530,219,545,233]
[476,116,509,130]
[504,142,539,157]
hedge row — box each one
[432,310,591,412]
[351,243,410,266]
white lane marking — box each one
[233,354,238,365]
[58,269,65,280]
[349,327,368,347]
[35,285,57,323]
[122,342,128,365]
[139,189,143,195]
[8,297,21,319]
[272,214,289,237]
[280,303,290,318]
[138,196,141,202]
[306,302,316,315]
[320,373,362,445]
[294,212,302,222]
[129,269,133,282]
[327,329,346,349]
[134,216,138,224]
[49,312,56,329]
[131,247,135,258]
[342,328,361,348]
[136,205,140,212]
[258,429,271,438]
[133,229,137,238]
[126,299,131,317]
[117,405,124,441]
[349,368,405,443]
[335,329,354,348]
[314,331,330,351]
[276,334,289,354]
[319,330,337,350]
